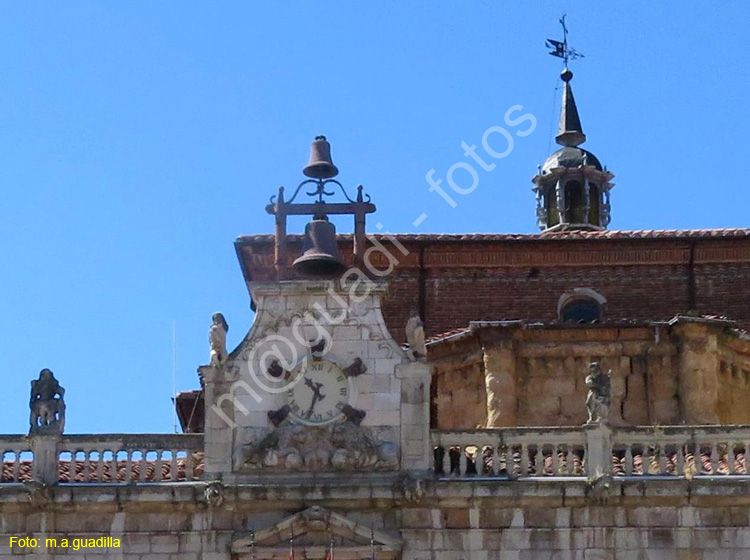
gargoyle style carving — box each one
[29,369,65,435]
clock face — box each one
[286,359,350,425]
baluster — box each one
[534,445,544,476]
[729,443,737,474]
[491,446,499,476]
[441,446,450,476]
[12,449,21,482]
[625,445,634,475]
[141,449,149,481]
[564,447,572,475]
[124,450,132,483]
[96,449,104,482]
[520,444,529,476]
[155,450,163,482]
[658,444,667,475]
[744,442,750,474]
[110,450,118,483]
[676,443,685,477]
[710,443,719,475]
[643,442,651,475]
[170,449,178,482]
[186,450,194,480]
[82,449,90,483]
[458,447,468,476]
[499,445,508,476]
[552,445,560,476]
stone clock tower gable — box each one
[200,279,432,480]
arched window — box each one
[564,180,585,223]
[544,186,560,226]
[558,288,606,324]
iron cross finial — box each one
[546,14,585,67]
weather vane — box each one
[545,14,584,67]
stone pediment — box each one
[231,506,401,559]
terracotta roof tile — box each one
[237,228,750,244]
[1,454,204,483]
[426,315,745,347]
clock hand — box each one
[312,381,326,401]
[305,392,321,419]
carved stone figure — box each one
[585,362,611,425]
[405,311,426,362]
[586,473,613,505]
[242,432,280,468]
[29,369,65,435]
[343,357,367,378]
[401,474,426,504]
[24,481,53,509]
[201,481,225,508]
[242,423,398,472]
[209,312,229,365]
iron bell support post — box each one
[265,137,376,280]
[266,188,376,280]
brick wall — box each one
[235,232,750,343]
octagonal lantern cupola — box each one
[532,68,614,231]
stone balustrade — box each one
[4,426,750,484]
[1,434,203,484]
[612,425,750,476]
[0,436,33,483]
[432,427,587,478]
[432,424,750,479]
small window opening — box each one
[561,298,602,324]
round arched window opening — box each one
[561,298,602,324]
[558,288,606,324]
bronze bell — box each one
[292,218,349,277]
[303,135,339,179]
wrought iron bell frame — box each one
[265,144,376,280]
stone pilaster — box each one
[482,342,517,428]
[674,322,720,424]
[30,435,60,485]
[200,364,236,478]
[584,423,612,480]
[396,362,432,472]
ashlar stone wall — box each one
[2,478,750,559]
[429,321,750,430]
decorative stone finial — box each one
[29,369,66,435]
[405,311,427,362]
[585,362,611,425]
[209,312,229,366]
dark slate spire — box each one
[555,68,586,148]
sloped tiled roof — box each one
[237,228,750,244]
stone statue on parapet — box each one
[585,361,611,425]
[405,310,426,362]
[209,312,229,366]
[29,369,66,435]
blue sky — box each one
[1,2,748,434]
